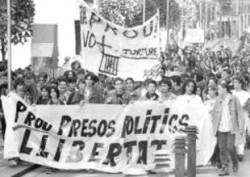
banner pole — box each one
[143,0,146,23]
[7,0,11,91]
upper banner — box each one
[2,93,216,173]
[79,3,160,81]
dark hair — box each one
[85,73,99,83]
[159,78,172,89]
[77,78,86,88]
[125,77,134,84]
[147,79,157,87]
[41,85,50,93]
[171,75,181,86]
[71,61,81,70]
[25,72,36,81]
[13,78,25,90]
[182,79,197,95]
[218,80,231,93]
[49,86,60,98]
[57,76,67,83]
[234,76,245,90]
[68,77,77,84]
[114,77,124,85]
[76,69,85,75]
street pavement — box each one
[0,136,250,177]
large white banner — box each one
[80,3,160,81]
[2,93,216,172]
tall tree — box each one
[0,0,35,60]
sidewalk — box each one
[0,136,249,177]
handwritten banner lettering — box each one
[2,93,216,172]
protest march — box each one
[1,0,250,177]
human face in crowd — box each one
[147,83,157,95]
[185,82,195,95]
[16,84,25,98]
[38,76,45,84]
[114,80,124,93]
[159,83,170,94]
[125,80,134,91]
[68,82,76,91]
[208,79,216,88]
[50,88,58,99]
[217,84,227,96]
[86,76,94,88]
[233,79,242,90]
[196,87,202,96]
[58,81,67,94]
[208,87,217,99]
[68,71,74,79]
[77,73,85,81]
[221,70,229,80]
[41,88,49,98]
[78,82,86,92]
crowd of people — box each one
[0,44,250,176]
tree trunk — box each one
[0,39,6,61]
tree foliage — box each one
[0,0,35,60]
[98,0,181,28]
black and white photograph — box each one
[0,0,250,177]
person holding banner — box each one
[140,79,159,101]
[212,80,244,176]
[67,78,86,105]
[47,86,64,105]
[158,78,176,101]
[7,78,26,167]
[105,77,130,104]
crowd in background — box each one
[0,44,250,175]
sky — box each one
[11,0,80,69]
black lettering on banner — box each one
[99,53,119,76]
[89,143,103,162]
[57,115,71,136]
[169,114,178,127]
[143,110,152,133]
[179,114,189,131]
[123,30,138,39]
[137,141,147,164]
[143,20,153,37]
[42,122,52,132]
[88,119,97,137]
[72,141,85,160]
[15,101,27,123]
[160,108,170,133]
[20,129,33,155]
[89,12,101,27]
[121,116,133,138]
[24,112,36,126]
[81,119,89,137]
[36,135,49,158]
[103,143,122,167]
[97,120,107,137]
[122,49,130,55]
[34,118,43,129]
[53,139,65,162]
[124,141,137,164]
[150,115,161,133]
[104,23,118,35]
[106,120,116,137]
[83,31,96,48]
[151,140,167,150]
[134,116,142,134]
[68,119,81,137]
